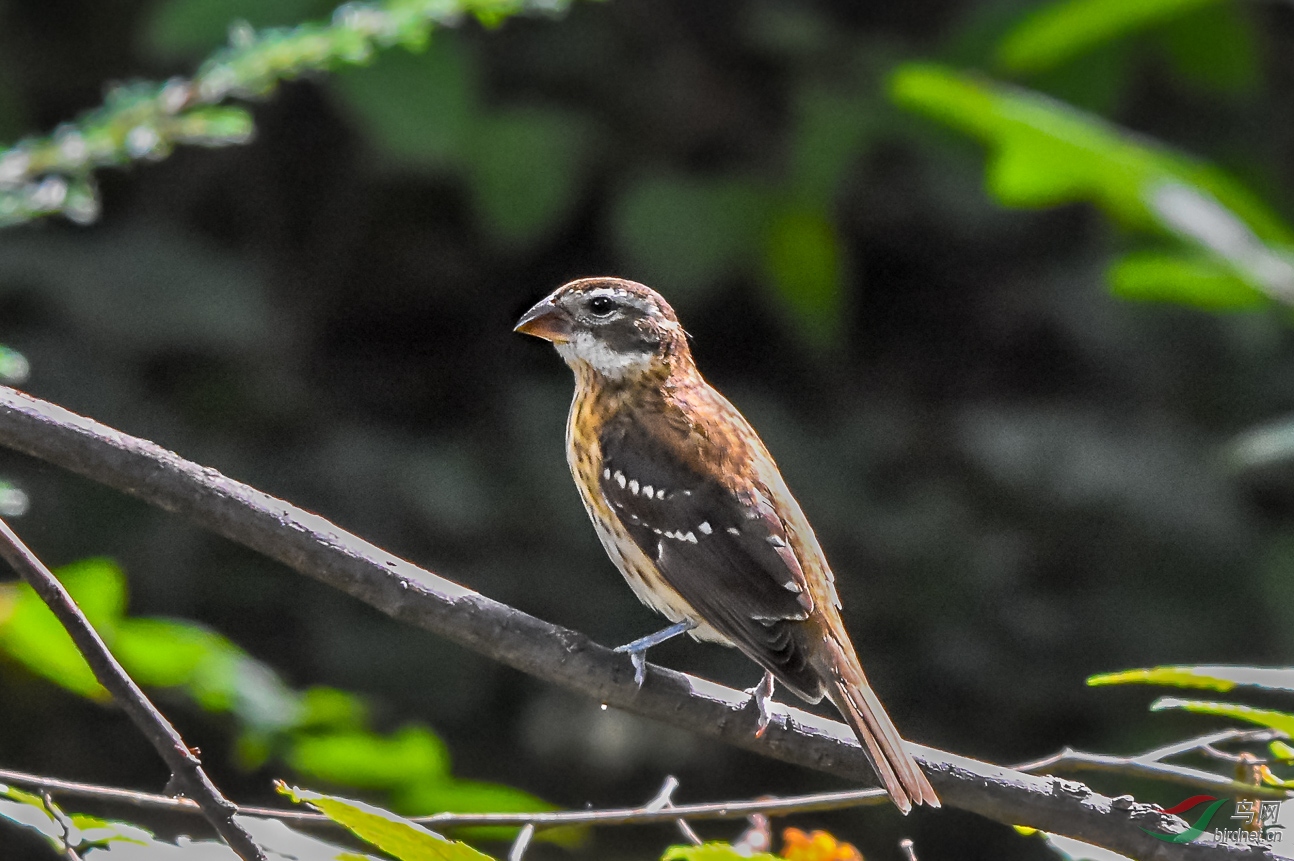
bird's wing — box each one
[598,414,825,700]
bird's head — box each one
[515,277,691,382]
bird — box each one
[514,276,939,814]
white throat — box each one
[555,331,654,381]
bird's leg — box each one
[613,620,696,686]
[745,670,777,737]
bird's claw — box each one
[630,650,647,687]
[745,671,776,737]
[613,621,696,688]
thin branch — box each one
[0,519,265,861]
[1015,730,1290,800]
[0,0,577,227]
[0,384,1271,861]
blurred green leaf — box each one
[280,784,495,861]
[0,345,29,385]
[763,207,844,348]
[1090,665,1294,692]
[662,843,780,861]
[613,173,772,296]
[1155,3,1258,95]
[288,725,451,789]
[144,0,339,60]
[0,558,127,700]
[1271,739,1294,762]
[299,685,369,731]
[1109,252,1267,309]
[112,618,231,688]
[995,0,1222,73]
[1150,697,1294,734]
[788,85,877,207]
[331,39,478,168]
[467,107,590,246]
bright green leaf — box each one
[1089,665,1294,692]
[299,686,369,731]
[613,173,772,297]
[279,784,494,861]
[287,725,450,789]
[0,345,29,385]
[762,207,844,349]
[0,784,65,844]
[1109,252,1267,310]
[888,63,1294,245]
[1272,739,1294,762]
[662,843,780,861]
[996,0,1223,73]
[0,558,128,700]
[467,107,590,246]
[113,618,231,688]
[1150,697,1294,735]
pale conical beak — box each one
[514,297,573,343]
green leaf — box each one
[788,85,877,207]
[762,207,844,348]
[1270,740,1294,762]
[0,558,128,700]
[613,173,772,297]
[279,784,494,861]
[1155,2,1259,95]
[330,38,478,168]
[1150,697,1294,735]
[1109,252,1267,310]
[298,686,369,731]
[287,725,451,789]
[888,64,1294,244]
[1089,665,1294,692]
[0,784,65,844]
[662,843,781,861]
[996,0,1223,73]
[112,618,232,688]
[0,345,29,384]
[466,107,590,246]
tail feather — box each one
[820,639,939,814]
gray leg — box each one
[745,670,776,737]
[614,620,696,686]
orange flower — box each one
[780,828,864,861]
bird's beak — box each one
[514,297,573,343]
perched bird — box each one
[515,277,938,814]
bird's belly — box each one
[567,438,729,645]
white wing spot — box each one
[727,527,741,536]
[683,531,697,544]
[784,581,802,593]
[603,467,611,480]
[629,479,640,495]
[642,485,654,498]
[656,488,667,500]
[698,521,713,535]
[615,471,626,489]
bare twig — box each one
[0,518,265,861]
[507,823,535,861]
[645,776,702,845]
[0,385,1272,861]
[1015,729,1290,800]
[899,838,918,861]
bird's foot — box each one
[613,620,696,687]
[745,671,777,738]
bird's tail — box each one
[819,636,940,815]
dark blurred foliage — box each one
[3,0,1294,858]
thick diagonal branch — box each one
[0,517,265,861]
[0,385,1266,860]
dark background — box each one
[2,0,1294,858]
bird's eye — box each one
[587,296,616,317]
